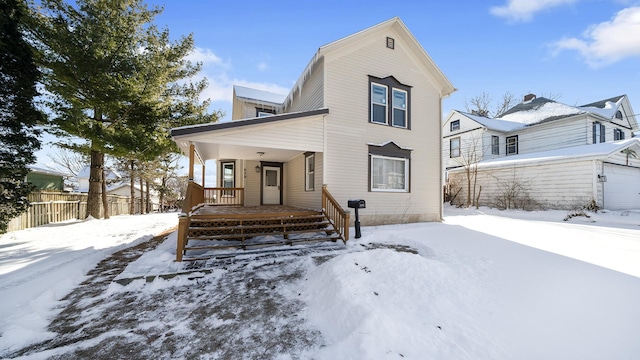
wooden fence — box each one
[6,191,143,232]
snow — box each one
[476,137,640,168]
[499,101,586,125]
[233,85,287,104]
[2,207,640,358]
[460,111,525,132]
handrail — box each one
[321,185,350,242]
[203,187,244,206]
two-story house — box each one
[443,94,640,210]
[172,17,455,227]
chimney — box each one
[523,93,536,102]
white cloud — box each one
[551,7,640,67]
[490,0,579,22]
[186,47,230,68]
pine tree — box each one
[27,0,218,219]
[0,0,43,233]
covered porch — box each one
[171,109,350,261]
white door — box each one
[603,163,640,210]
[262,166,281,205]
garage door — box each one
[603,163,640,210]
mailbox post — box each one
[347,199,366,239]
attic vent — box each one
[615,110,623,120]
[386,37,395,49]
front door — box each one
[262,166,281,204]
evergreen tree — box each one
[0,0,43,233]
[27,0,217,219]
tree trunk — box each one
[86,150,103,219]
[101,153,110,219]
[129,160,135,214]
[145,180,151,213]
[139,175,144,214]
[160,176,166,212]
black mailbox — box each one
[347,199,366,239]
[348,199,366,209]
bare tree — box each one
[451,131,487,207]
[466,92,519,118]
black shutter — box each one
[600,124,605,143]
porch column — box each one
[188,143,195,181]
[202,163,206,186]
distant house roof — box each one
[234,85,287,105]
[476,138,640,169]
[77,166,121,180]
[457,111,524,132]
[498,97,586,125]
[27,165,68,177]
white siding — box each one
[244,160,261,206]
[449,160,597,210]
[516,116,590,154]
[602,163,640,210]
[284,152,323,209]
[286,59,325,113]
[322,30,444,225]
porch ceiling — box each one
[173,110,327,163]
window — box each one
[614,128,625,140]
[506,136,518,155]
[369,76,411,128]
[491,136,499,155]
[450,137,460,158]
[368,142,411,192]
[371,83,387,124]
[593,122,605,143]
[371,156,409,192]
[221,162,235,196]
[615,110,623,120]
[305,153,315,191]
[450,120,460,131]
[392,89,407,127]
[256,108,275,117]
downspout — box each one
[322,113,328,187]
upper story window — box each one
[491,136,499,155]
[614,128,625,140]
[369,75,411,129]
[256,108,275,117]
[450,137,460,158]
[615,110,623,120]
[371,83,388,124]
[450,120,460,132]
[506,135,518,155]
[593,122,605,143]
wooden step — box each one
[187,228,336,241]
[183,236,341,252]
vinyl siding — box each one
[284,152,323,209]
[449,159,597,210]
[286,59,325,113]
[244,160,261,206]
[322,30,443,225]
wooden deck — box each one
[177,204,344,261]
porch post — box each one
[188,143,195,181]
[202,163,206,186]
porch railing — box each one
[322,185,350,242]
[183,182,245,213]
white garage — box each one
[603,163,640,210]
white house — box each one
[443,94,640,210]
[172,17,456,225]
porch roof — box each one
[172,108,329,163]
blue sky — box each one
[148,0,640,118]
[35,0,640,171]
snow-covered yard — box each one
[1,207,640,359]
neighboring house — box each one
[26,166,66,191]
[107,183,159,211]
[77,166,122,193]
[172,17,455,225]
[443,94,640,210]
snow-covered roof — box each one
[498,98,586,125]
[578,95,624,119]
[475,138,640,169]
[27,165,69,177]
[77,166,122,180]
[234,85,287,104]
[458,111,524,132]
